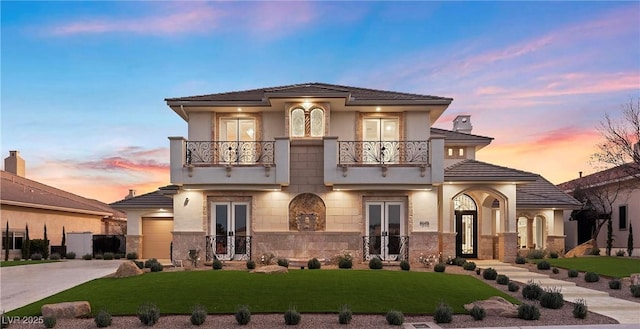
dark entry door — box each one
[456,210,477,258]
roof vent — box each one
[453,115,472,134]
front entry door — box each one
[366,202,404,260]
[456,210,477,258]
[211,202,249,260]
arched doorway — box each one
[454,194,477,258]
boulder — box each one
[251,265,289,274]
[114,261,144,278]
[41,301,91,319]
[464,296,518,318]
[565,239,596,258]
[630,273,640,286]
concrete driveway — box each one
[0,260,121,312]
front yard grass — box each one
[8,269,518,316]
[0,260,61,267]
[543,256,640,277]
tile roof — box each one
[444,160,539,182]
[110,188,174,209]
[1,170,124,217]
[165,82,453,103]
[430,127,494,143]
[557,163,640,192]
[517,176,582,208]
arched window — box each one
[454,194,477,211]
[290,107,324,138]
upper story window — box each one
[290,107,324,138]
[446,147,466,159]
[220,117,256,142]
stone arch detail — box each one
[288,193,326,231]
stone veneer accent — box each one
[126,235,142,257]
[439,232,456,258]
[478,235,495,260]
[252,231,361,260]
[172,231,206,266]
[497,232,517,262]
[409,232,440,261]
[546,235,566,255]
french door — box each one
[219,118,256,164]
[366,201,404,260]
[363,118,399,163]
[455,210,477,258]
[211,202,250,260]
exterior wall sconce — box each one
[264,164,271,177]
[187,164,194,177]
[341,164,348,177]
[420,164,427,177]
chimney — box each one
[125,189,136,199]
[579,171,583,178]
[453,115,472,134]
[4,150,25,177]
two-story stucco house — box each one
[125,83,580,264]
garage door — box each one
[142,218,173,259]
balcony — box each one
[169,137,290,189]
[324,137,444,189]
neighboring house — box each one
[1,151,125,259]
[558,164,640,255]
[126,83,580,264]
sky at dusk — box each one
[1,1,639,204]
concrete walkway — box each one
[473,260,640,325]
[0,260,121,312]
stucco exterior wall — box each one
[188,112,212,141]
[329,112,356,140]
[262,111,284,140]
[405,112,430,140]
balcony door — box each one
[363,118,399,163]
[366,201,404,260]
[211,202,250,260]
[219,118,256,164]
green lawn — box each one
[544,257,640,277]
[8,270,518,316]
[0,260,61,267]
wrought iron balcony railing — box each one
[205,235,251,261]
[362,235,409,261]
[186,141,274,166]
[339,141,429,165]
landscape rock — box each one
[630,273,640,285]
[114,260,144,278]
[564,239,596,258]
[41,301,91,319]
[251,265,289,274]
[463,296,518,318]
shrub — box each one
[284,306,301,325]
[552,267,560,274]
[386,310,404,326]
[584,272,600,283]
[517,303,540,320]
[433,302,452,324]
[43,316,56,328]
[573,298,588,319]
[453,257,467,266]
[568,269,579,278]
[527,249,545,259]
[338,257,353,269]
[13,256,21,261]
[134,260,144,269]
[515,255,526,264]
[150,262,163,272]
[65,252,76,259]
[368,257,383,270]
[482,268,497,280]
[126,252,138,260]
[508,281,520,292]
[144,258,158,268]
[537,260,551,270]
[29,239,49,260]
[235,305,251,325]
[539,287,564,309]
[589,247,601,256]
[190,304,207,326]
[94,309,112,328]
[463,261,476,271]
[475,268,481,275]
[137,302,160,326]
[49,253,61,260]
[94,254,104,260]
[212,259,223,270]
[609,279,622,290]
[434,263,446,273]
[631,284,640,297]
[103,252,114,260]
[522,281,543,300]
[496,274,509,285]
[549,251,559,258]
[338,304,352,325]
[82,253,92,260]
[114,253,123,259]
[30,253,43,261]
[616,249,626,257]
[469,305,486,321]
[277,258,289,268]
[308,258,321,270]
[400,260,410,271]
[246,260,256,270]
